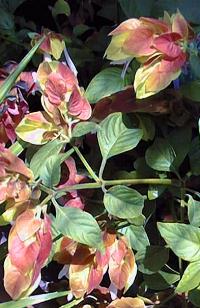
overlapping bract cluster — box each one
[16,61,91,145]
[105,11,193,98]
[0,144,33,223]
[4,209,52,299]
[54,232,136,298]
[0,146,52,299]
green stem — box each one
[38,193,54,207]
[99,157,107,180]
[55,178,180,193]
[73,146,100,182]
[38,183,53,195]
[9,140,27,156]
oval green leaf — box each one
[104,185,145,219]
[176,261,200,293]
[54,202,104,251]
[98,112,142,160]
[85,68,131,104]
[30,139,64,179]
[158,222,200,262]
[145,138,176,171]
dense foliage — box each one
[1,1,200,307]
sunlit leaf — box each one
[30,139,64,179]
[72,121,99,138]
[123,225,150,251]
[145,138,176,172]
[98,112,142,160]
[104,185,145,219]
[158,222,200,261]
[54,202,104,251]
[176,261,200,293]
[40,149,74,187]
[187,195,200,227]
[85,68,132,104]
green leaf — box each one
[54,203,104,251]
[85,68,131,104]
[98,112,142,160]
[52,0,71,17]
[0,291,69,308]
[30,139,64,179]
[176,261,200,293]
[0,7,14,32]
[72,121,99,138]
[157,222,200,261]
[137,246,169,274]
[167,126,192,169]
[73,24,91,37]
[138,114,155,141]
[40,149,74,187]
[127,214,146,226]
[189,137,200,175]
[145,138,176,172]
[181,81,200,102]
[0,35,44,105]
[144,269,180,291]
[0,0,28,13]
[190,54,200,79]
[134,157,155,178]
[153,0,200,24]
[119,0,154,17]
[104,185,145,219]
[123,225,150,251]
[189,286,200,307]
[187,195,200,227]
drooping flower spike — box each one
[105,11,193,98]
[54,232,137,298]
[4,209,52,299]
